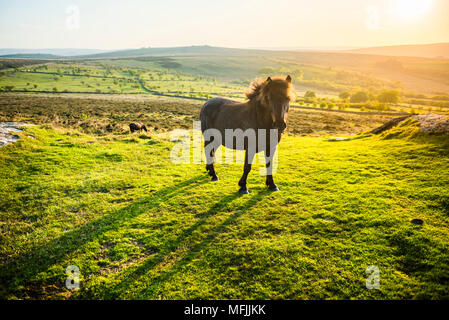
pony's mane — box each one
[245,77,296,102]
[245,78,267,101]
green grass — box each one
[1,125,448,299]
[0,71,143,93]
[0,62,248,99]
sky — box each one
[0,0,448,50]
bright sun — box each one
[393,0,433,20]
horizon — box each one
[1,0,448,50]
[1,41,448,53]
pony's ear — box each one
[266,77,272,83]
[286,75,292,83]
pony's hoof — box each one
[239,188,249,194]
[268,185,280,191]
[211,177,219,182]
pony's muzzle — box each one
[274,121,287,133]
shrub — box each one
[304,90,316,99]
[350,91,369,103]
[432,95,449,101]
[338,104,349,111]
[378,90,399,104]
[339,91,350,100]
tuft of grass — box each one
[379,118,422,140]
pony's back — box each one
[200,97,238,133]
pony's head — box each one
[142,125,148,132]
[246,75,296,132]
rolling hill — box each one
[0,48,108,57]
[348,43,449,59]
[79,45,256,59]
[79,45,449,95]
[2,44,449,95]
[0,53,63,59]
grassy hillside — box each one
[0,58,52,70]
[0,122,448,299]
[2,46,449,95]
[3,57,448,115]
[2,46,449,105]
[79,45,449,95]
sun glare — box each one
[393,0,433,20]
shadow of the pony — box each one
[80,188,271,299]
[0,175,210,299]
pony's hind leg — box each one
[204,141,219,181]
[206,163,218,181]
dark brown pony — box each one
[129,122,148,133]
[200,75,295,194]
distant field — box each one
[1,121,448,299]
[95,54,398,94]
[0,71,142,94]
[0,62,247,100]
[79,46,449,94]
[2,46,449,98]
[1,55,448,115]
[262,50,449,95]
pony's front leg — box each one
[204,140,219,181]
[265,148,279,191]
[238,150,255,194]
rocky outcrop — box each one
[0,122,32,147]
[371,113,449,135]
[411,114,449,134]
